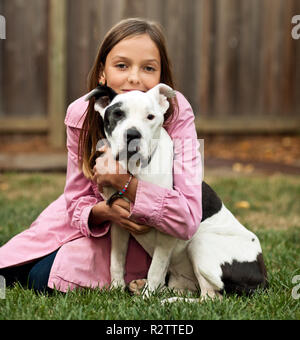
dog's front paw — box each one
[142,281,165,299]
[110,279,126,290]
[161,297,200,305]
[128,279,147,295]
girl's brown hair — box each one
[78,18,178,178]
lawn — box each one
[0,172,299,320]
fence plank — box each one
[145,0,165,22]
[181,0,197,107]
[123,0,147,17]
[67,0,94,103]
[0,117,48,132]
[294,0,300,116]
[196,115,300,133]
[198,0,213,118]
[280,0,298,116]
[99,0,125,37]
[2,0,47,116]
[214,0,241,117]
[48,0,67,148]
[238,0,262,117]
[164,0,191,96]
[259,0,283,116]
[67,0,126,103]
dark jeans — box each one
[0,249,59,293]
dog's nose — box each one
[125,128,141,143]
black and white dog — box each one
[86,84,267,301]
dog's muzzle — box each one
[125,128,141,142]
[124,128,141,157]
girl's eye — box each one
[147,114,155,120]
[116,63,127,70]
[144,66,155,72]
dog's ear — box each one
[85,85,117,117]
[147,83,176,115]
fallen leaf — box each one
[232,163,254,174]
[232,163,243,172]
[0,183,9,191]
[282,137,292,147]
[235,201,250,209]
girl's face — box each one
[100,34,161,94]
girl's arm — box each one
[63,124,110,238]
[64,103,151,237]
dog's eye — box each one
[114,110,123,118]
[147,114,155,120]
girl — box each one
[0,18,202,293]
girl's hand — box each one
[92,144,128,193]
[108,198,152,234]
[90,199,152,234]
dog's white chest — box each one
[138,128,173,189]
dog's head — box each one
[85,83,175,171]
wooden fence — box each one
[0,0,300,148]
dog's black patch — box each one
[86,84,117,103]
[201,181,223,221]
[220,253,268,295]
[104,102,125,137]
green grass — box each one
[0,172,300,320]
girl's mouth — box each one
[122,89,146,93]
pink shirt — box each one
[0,91,202,292]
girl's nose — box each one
[128,68,140,84]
